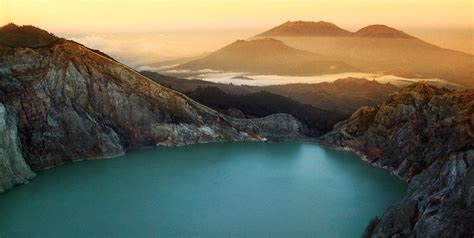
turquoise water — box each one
[0,142,406,238]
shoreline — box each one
[5,137,400,194]
[317,141,406,182]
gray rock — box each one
[0,103,35,192]
[321,82,474,237]
[230,113,308,142]
[0,40,307,192]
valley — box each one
[0,20,473,238]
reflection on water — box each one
[0,142,406,238]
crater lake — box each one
[0,142,406,237]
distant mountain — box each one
[263,77,399,114]
[255,21,416,39]
[175,38,356,75]
[256,21,352,37]
[353,25,416,39]
[253,21,474,88]
[0,23,58,47]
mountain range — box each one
[177,21,474,88]
[257,21,417,39]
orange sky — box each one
[1,0,473,33]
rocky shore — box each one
[321,82,474,237]
[0,103,35,192]
[0,37,306,192]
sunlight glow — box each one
[1,0,472,34]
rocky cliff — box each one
[0,26,306,182]
[230,113,308,142]
[0,103,35,192]
[321,82,474,237]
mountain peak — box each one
[221,38,291,52]
[353,25,416,39]
[402,81,450,95]
[281,20,336,27]
[1,23,20,30]
[256,20,352,37]
[230,38,283,45]
[176,37,356,75]
[0,23,58,48]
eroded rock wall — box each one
[0,103,35,192]
[0,41,306,175]
[321,82,474,237]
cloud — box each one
[71,33,192,67]
[70,32,247,68]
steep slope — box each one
[0,26,306,176]
[175,38,356,75]
[0,103,35,192]
[321,82,474,237]
[254,22,474,87]
[256,21,352,37]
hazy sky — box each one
[1,0,473,33]
[2,0,472,66]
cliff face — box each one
[321,82,474,237]
[230,113,308,141]
[0,103,35,192]
[0,39,305,175]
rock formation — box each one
[230,113,308,142]
[0,25,306,188]
[321,82,474,237]
[0,103,35,192]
